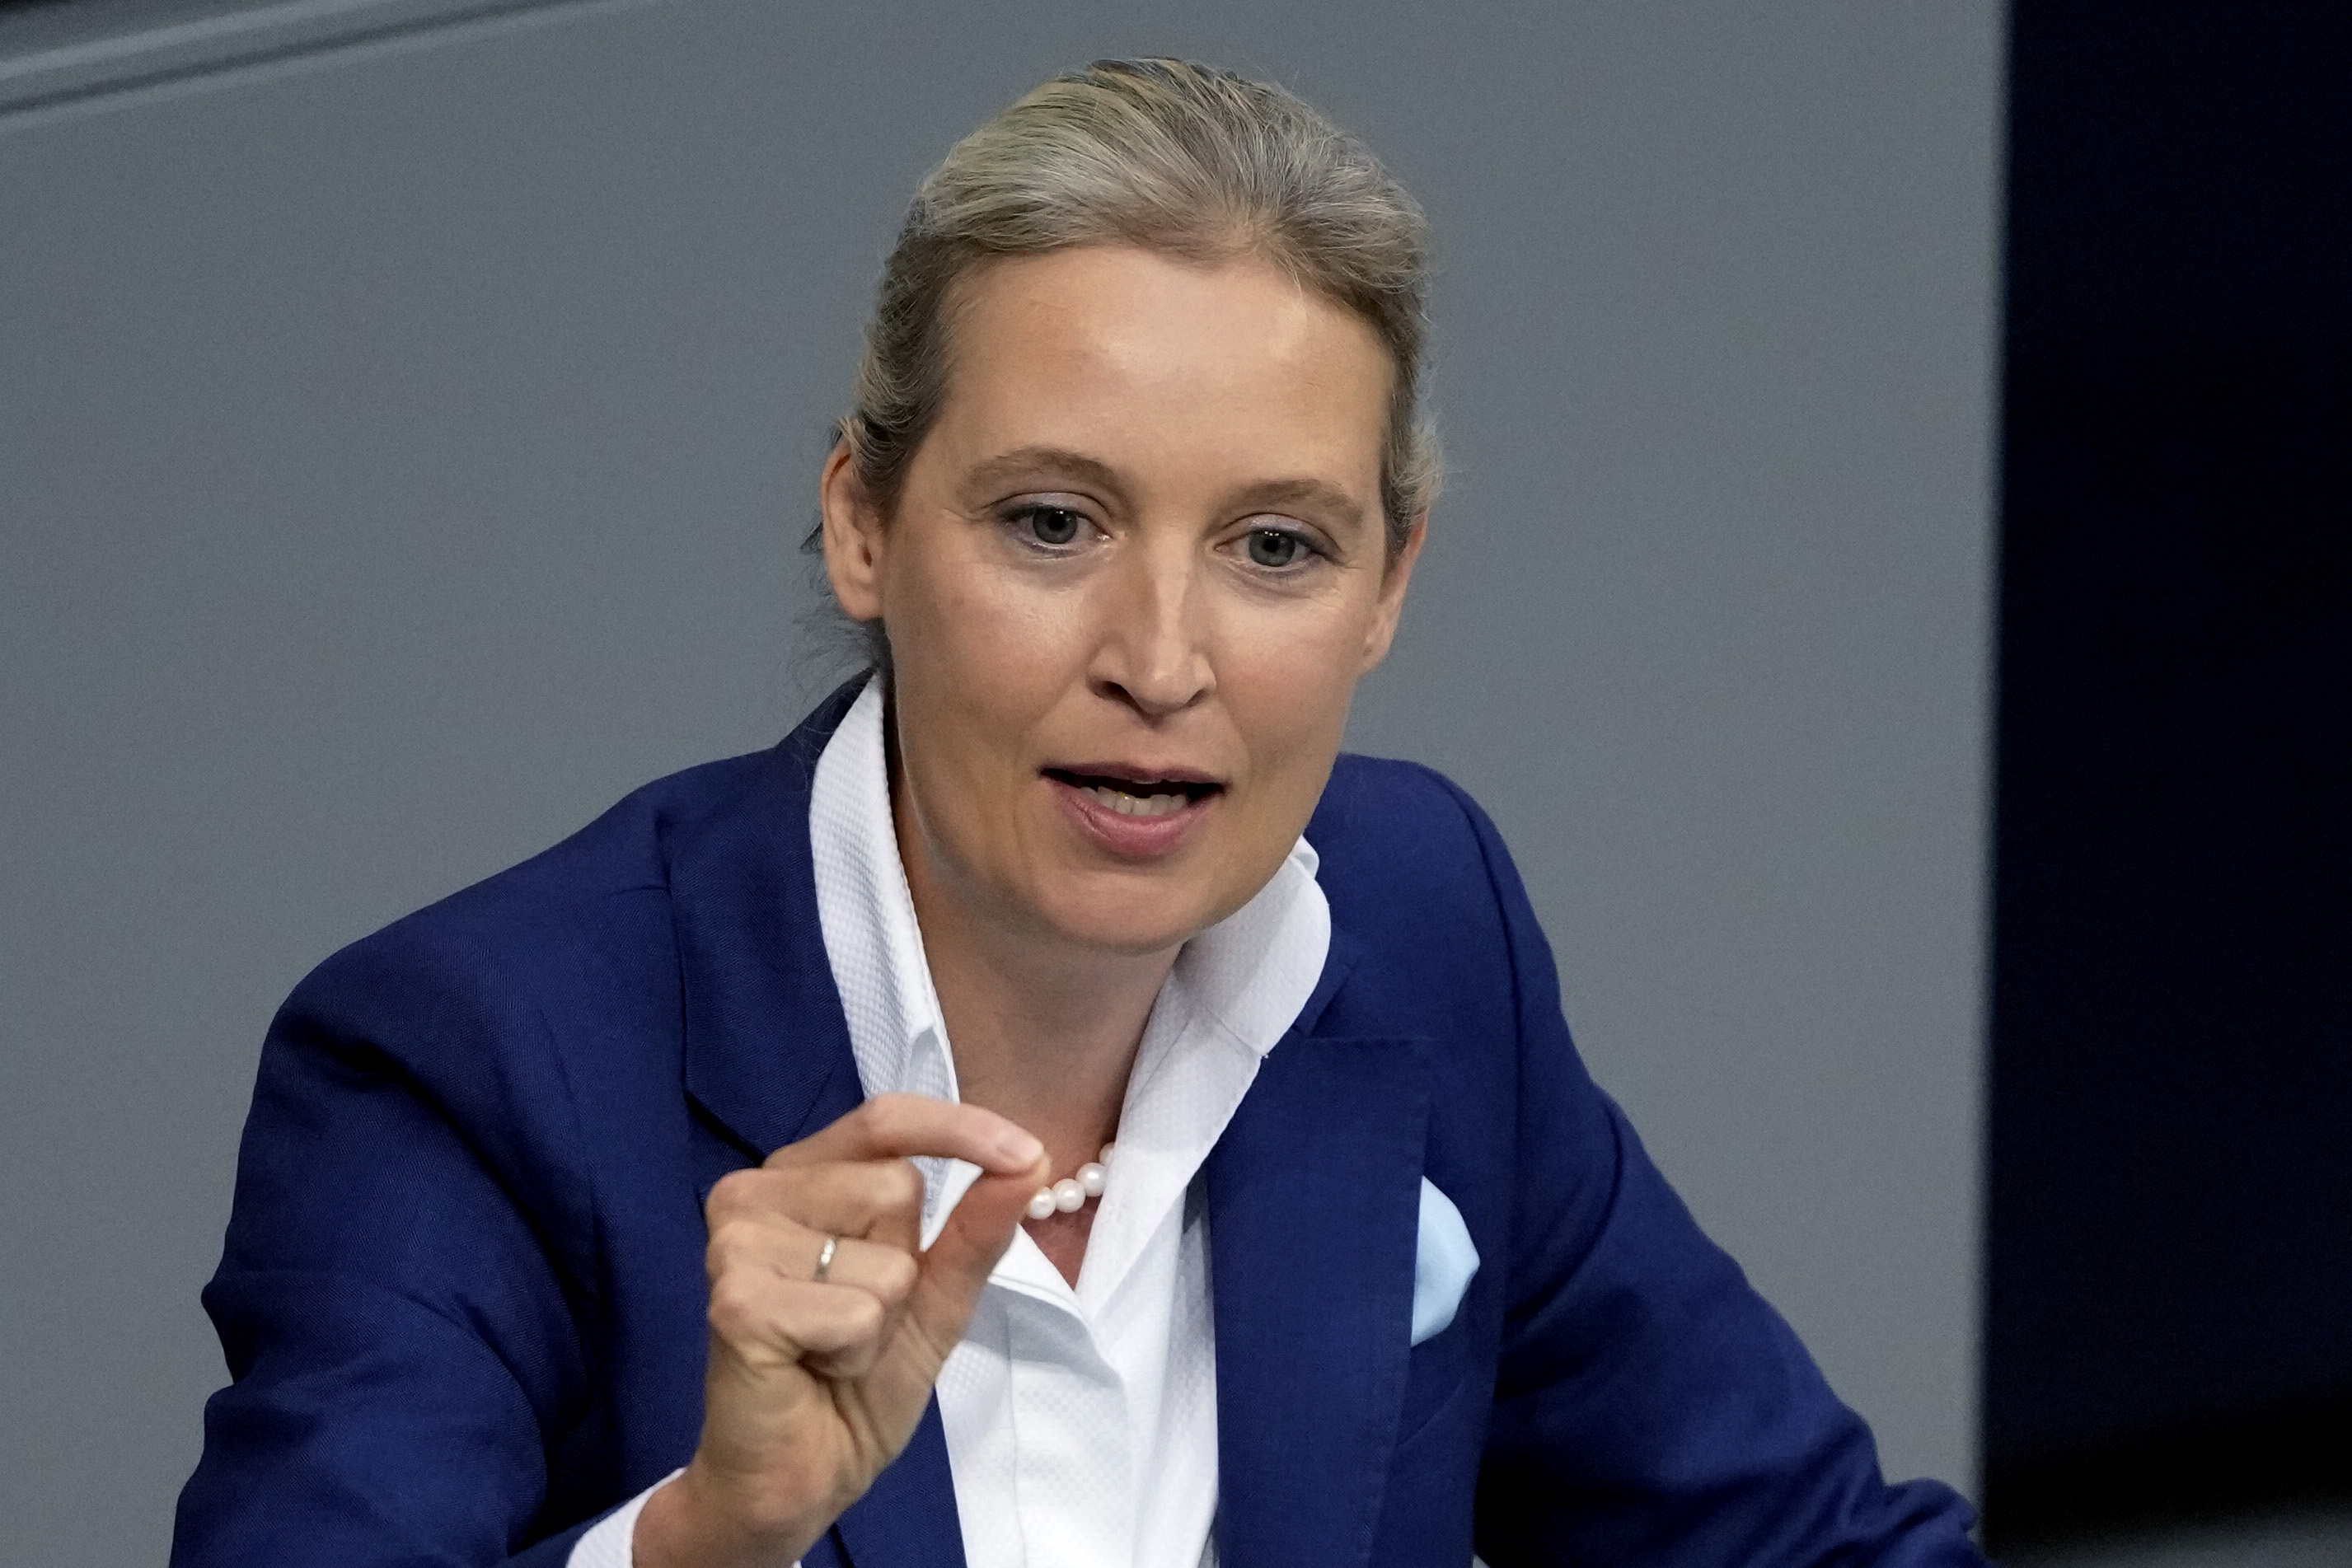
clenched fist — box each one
[634,1093,1049,1567]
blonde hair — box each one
[837,58,1441,555]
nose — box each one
[1087,535,1214,719]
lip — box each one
[1049,761,1225,787]
[1042,766,1223,862]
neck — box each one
[894,793,1175,1183]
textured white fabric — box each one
[1412,1178,1480,1345]
[572,676,1331,1568]
[565,1467,680,1567]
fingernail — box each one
[996,1130,1044,1167]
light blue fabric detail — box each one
[1411,1177,1479,1346]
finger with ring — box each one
[708,1160,928,1252]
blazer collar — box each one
[668,676,868,1161]
[663,677,968,1568]
[668,679,1360,1163]
[663,687,1419,1568]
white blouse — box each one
[572,678,1331,1567]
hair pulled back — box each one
[838,58,1441,555]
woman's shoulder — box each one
[1306,753,1530,1013]
[1309,751,1516,909]
[344,684,859,988]
[283,744,793,1065]
[419,747,788,927]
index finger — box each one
[766,1093,1045,1176]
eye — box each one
[1014,504,1086,547]
[1244,527,1310,569]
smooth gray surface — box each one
[0,0,603,117]
[0,2,2001,1561]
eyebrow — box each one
[1225,476,1369,533]
[964,447,1133,508]
[964,447,1370,534]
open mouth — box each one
[1042,768,1223,820]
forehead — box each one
[928,246,1393,497]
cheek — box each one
[1217,603,1367,805]
[884,544,1085,804]
[893,545,1039,688]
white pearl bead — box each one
[1098,1141,1116,1164]
[1076,1162,1107,1197]
[1052,1177,1085,1213]
[1026,1187,1057,1221]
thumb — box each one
[906,1157,1047,1351]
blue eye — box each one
[1016,506,1084,546]
[1245,528,1308,568]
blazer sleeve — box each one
[171,928,613,1567]
[1439,780,1987,1566]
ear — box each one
[1357,510,1427,674]
[820,440,889,623]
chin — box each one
[1033,878,1218,959]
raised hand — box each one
[634,1093,1048,1567]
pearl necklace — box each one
[1026,1142,1115,1221]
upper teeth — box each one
[1085,784,1188,818]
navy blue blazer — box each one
[173,681,1984,1567]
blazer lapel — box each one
[662,676,970,1568]
[1206,990,1431,1568]
[671,677,866,1160]
[822,1404,965,1568]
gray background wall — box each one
[0,2,2002,1561]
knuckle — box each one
[706,1274,765,1338]
[873,1248,919,1303]
[878,1159,923,1214]
[704,1216,766,1272]
[705,1168,764,1221]
[704,1173,743,1220]
[839,1290,886,1341]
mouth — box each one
[1042,767,1225,820]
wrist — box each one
[632,1461,826,1568]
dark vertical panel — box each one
[1989,0,2352,1548]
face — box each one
[822,244,1422,960]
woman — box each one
[173,59,1986,1568]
